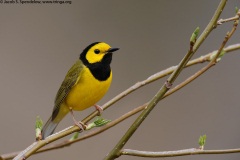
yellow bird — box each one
[41,42,119,139]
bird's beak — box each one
[107,48,119,53]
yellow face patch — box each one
[86,42,111,64]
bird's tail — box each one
[41,116,59,139]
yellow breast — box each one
[65,66,112,111]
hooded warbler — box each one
[41,42,119,139]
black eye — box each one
[94,49,100,54]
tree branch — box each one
[104,32,199,160]
[217,13,240,25]
[121,148,240,158]
[103,1,228,159]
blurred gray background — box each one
[0,0,240,160]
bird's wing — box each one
[52,59,84,120]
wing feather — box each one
[52,60,84,120]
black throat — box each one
[87,56,112,81]
[80,48,112,81]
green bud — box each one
[190,27,200,44]
[35,116,43,129]
[198,134,207,149]
[86,116,111,130]
[235,7,239,14]
[69,132,79,141]
[35,116,43,140]
[210,50,226,62]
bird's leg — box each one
[94,104,103,116]
[69,109,86,131]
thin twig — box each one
[121,148,240,157]
[217,15,239,25]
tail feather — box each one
[41,116,59,139]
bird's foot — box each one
[94,104,103,116]
[74,120,87,131]
[70,109,86,131]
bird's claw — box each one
[94,104,103,116]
